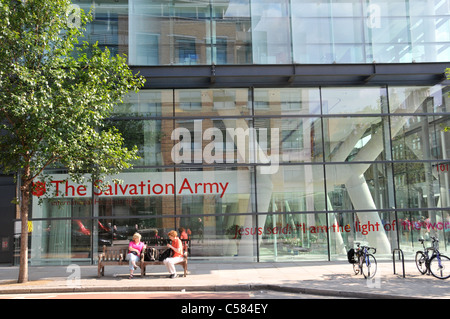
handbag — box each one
[145,247,159,261]
[158,248,173,261]
[347,248,357,264]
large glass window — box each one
[323,116,387,162]
[388,85,450,114]
[104,119,173,167]
[212,0,252,64]
[259,212,329,261]
[253,88,321,116]
[365,0,450,63]
[31,199,92,265]
[129,0,211,65]
[174,89,251,117]
[251,0,292,64]
[28,85,450,266]
[78,0,129,57]
[128,0,253,65]
[258,164,325,213]
[253,117,323,163]
[291,0,365,63]
[172,118,262,165]
[114,90,174,117]
[325,163,390,212]
[81,0,450,65]
[321,87,387,114]
[177,166,256,259]
[324,163,394,258]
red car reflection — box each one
[74,220,91,236]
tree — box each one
[0,0,145,283]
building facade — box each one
[7,0,450,265]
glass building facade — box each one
[80,0,450,65]
[16,0,450,265]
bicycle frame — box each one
[353,243,376,276]
[416,236,449,279]
[432,241,444,270]
[359,246,370,267]
[418,237,442,273]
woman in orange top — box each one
[163,230,184,278]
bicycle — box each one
[350,243,377,279]
[415,236,450,280]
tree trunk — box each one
[18,178,31,283]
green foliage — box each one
[0,0,145,282]
[0,0,145,187]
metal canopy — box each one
[132,62,450,89]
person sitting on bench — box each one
[163,230,184,279]
[126,233,145,279]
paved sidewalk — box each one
[0,261,448,298]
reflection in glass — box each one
[177,166,256,260]
[97,217,176,247]
[78,0,129,57]
[396,210,450,252]
[174,89,250,116]
[323,117,387,162]
[259,165,325,212]
[321,87,386,114]
[212,0,252,64]
[31,199,91,264]
[388,85,450,114]
[251,0,292,64]
[325,163,389,212]
[129,0,210,65]
[29,84,450,265]
[291,0,364,63]
[260,213,328,261]
[391,116,445,161]
[253,88,321,116]
[81,0,450,65]
[114,90,173,117]
[128,0,253,65]
[389,96,450,213]
[104,119,173,167]
[366,0,450,63]
[254,117,323,163]
[325,163,392,254]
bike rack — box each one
[392,248,405,278]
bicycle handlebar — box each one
[355,245,376,254]
[419,236,438,242]
[418,236,439,250]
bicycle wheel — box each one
[429,254,450,280]
[415,251,427,275]
[361,254,377,279]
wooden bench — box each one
[97,244,188,278]
[97,245,144,278]
[140,246,188,277]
